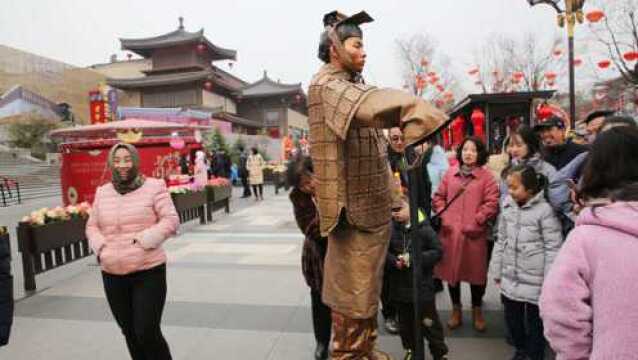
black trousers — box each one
[448,283,486,307]
[240,176,251,197]
[102,264,172,360]
[380,271,396,320]
[396,301,448,359]
[310,290,331,346]
[502,295,546,360]
[252,184,263,198]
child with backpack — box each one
[490,164,564,360]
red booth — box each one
[49,119,209,206]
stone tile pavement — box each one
[0,186,514,359]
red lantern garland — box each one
[451,116,466,147]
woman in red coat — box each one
[433,137,499,333]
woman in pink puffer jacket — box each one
[86,143,178,360]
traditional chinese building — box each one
[94,17,307,137]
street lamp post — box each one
[527,0,585,129]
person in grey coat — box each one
[490,164,563,360]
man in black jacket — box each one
[0,227,13,347]
[535,117,588,170]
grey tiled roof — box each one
[120,28,236,61]
[238,71,302,98]
[107,70,214,89]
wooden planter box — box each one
[206,186,231,222]
[171,191,206,225]
[17,217,90,292]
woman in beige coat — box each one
[247,147,265,201]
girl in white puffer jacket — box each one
[490,164,563,360]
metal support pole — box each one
[566,0,577,130]
[406,144,426,360]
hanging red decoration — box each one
[196,43,206,54]
[586,9,605,23]
[547,81,556,88]
[204,80,213,91]
[470,108,486,141]
[420,57,429,67]
[598,59,612,69]
[544,72,557,80]
[442,127,451,150]
[436,84,445,92]
[552,48,563,58]
[512,71,525,80]
[429,76,439,85]
[623,51,638,62]
[427,71,437,77]
[451,116,466,147]
[573,58,583,67]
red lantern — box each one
[598,59,612,69]
[442,127,451,150]
[451,116,466,147]
[513,71,525,80]
[573,58,583,67]
[204,80,213,91]
[436,84,445,92]
[623,51,638,62]
[586,9,605,23]
[547,81,556,88]
[553,48,563,58]
[427,71,437,77]
[471,108,486,141]
[544,72,557,80]
[196,43,206,54]
[429,76,439,85]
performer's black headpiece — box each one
[318,11,373,63]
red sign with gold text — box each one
[60,145,187,205]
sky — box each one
[1,0,600,92]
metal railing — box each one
[0,176,21,207]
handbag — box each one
[430,178,473,232]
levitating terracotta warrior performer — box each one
[308,10,447,360]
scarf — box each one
[108,143,145,195]
[460,164,475,177]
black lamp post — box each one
[527,0,585,129]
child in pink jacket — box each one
[86,143,178,360]
[540,126,638,360]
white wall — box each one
[286,108,308,131]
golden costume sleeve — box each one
[355,89,448,145]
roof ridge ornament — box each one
[178,16,184,30]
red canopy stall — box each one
[49,119,209,206]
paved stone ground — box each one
[0,186,514,359]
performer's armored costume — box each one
[308,10,447,359]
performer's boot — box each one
[330,311,394,360]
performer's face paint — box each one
[333,36,366,73]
